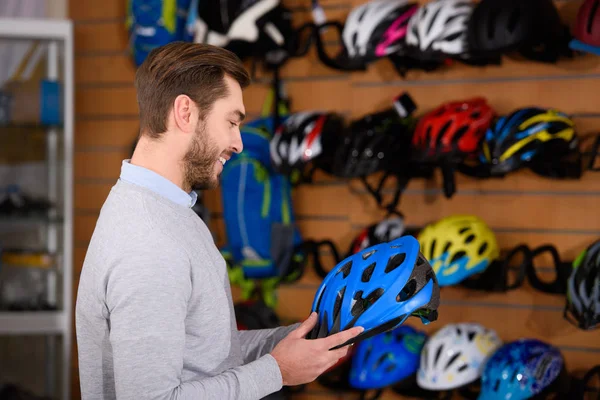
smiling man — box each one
[75,42,362,400]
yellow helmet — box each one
[418,215,499,286]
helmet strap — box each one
[526,244,572,295]
[460,244,530,292]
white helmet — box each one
[417,322,502,391]
[342,0,418,59]
[406,0,473,58]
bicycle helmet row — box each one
[308,235,440,349]
[314,0,418,71]
[570,0,600,56]
[418,215,500,287]
[269,111,344,183]
[350,325,427,390]
[417,322,502,391]
[478,339,566,400]
[564,239,600,330]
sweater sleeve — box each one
[238,324,301,362]
[106,238,283,400]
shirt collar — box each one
[119,159,198,208]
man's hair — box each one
[134,42,251,138]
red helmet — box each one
[573,0,600,47]
[412,98,495,160]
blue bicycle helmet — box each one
[349,325,427,390]
[478,339,565,400]
[307,235,440,349]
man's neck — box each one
[131,137,187,192]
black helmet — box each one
[195,0,297,67]
[332,94,417,179]
[467,0,573,63]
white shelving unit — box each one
[0,18,74,400]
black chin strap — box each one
[526,244,572,295]
[461,244,530,292]
[360,172,411,216]
[306,239,341,279]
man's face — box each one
[183,75,245,191]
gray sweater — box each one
[75,179,296,399]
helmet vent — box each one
[417,254,427,267]
[363,249,377,260]
[430,239,437,258]
[385,253,407,273]
[444,31,462,42]
[338,260,353,279]
[443,241,452,254]
[467,331,476,341]
[334,287,346,321]
[362,263,376,282]
[428,8,442,34]
[478,242,489,255]
[351,288,384,317]
[453,125,470,143]
[464,234,475,244]
[508,8,521,33]
[510,368,520,383]
[445,352,461,371]
[425,126,433,145]
[374,354,388,370]
[385,363,395,373]
[471,111,481,119]
[363,346,372,365]
[426,269,435,283]
[459,227,470,234]
[589,1,600,34]
[397,279,417,302]
[451,251,467,264]
[458,364,468,372]
[438,120,453,140]
[434,345,443,366]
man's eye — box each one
[230,121,238,128]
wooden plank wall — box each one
[69,0,600,399]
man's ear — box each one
[172,94,195,134]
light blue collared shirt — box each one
[119,159,198,208]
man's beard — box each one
[182,121,221,191]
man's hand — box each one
[270,312,364,386]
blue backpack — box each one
[220,116,306,282]
[126,0,194,67]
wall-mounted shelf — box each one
[0,17,73,400]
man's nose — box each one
[231,129,243,154]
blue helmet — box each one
[307,235,440,349]
[478,339,564,400]
[349,325,427,390]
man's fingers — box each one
[329,346,350,361]
[324,326,364,349]
[291,312,318,338]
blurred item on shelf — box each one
[0,185,52,218]
[0,264,56,312]
[1,249,55,270]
